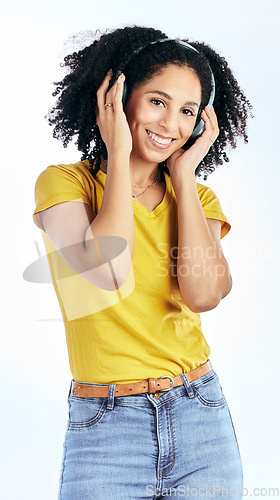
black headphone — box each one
[107,38,215,143]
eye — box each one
[151,99,165,107]
[182,108,195,116]
[150,99,196,117]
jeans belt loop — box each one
[180,373,195,398]
[69,379,75,400]
[107,383,116,410]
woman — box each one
[32,26,252,499]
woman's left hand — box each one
[166,105,219,184]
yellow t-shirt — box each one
[32,160,231,384]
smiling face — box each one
[124,64,202,166]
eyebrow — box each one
[145,90,199,108]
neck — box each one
[101,155,161,185]
[130,150,160,185]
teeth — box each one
[147,130,173,145]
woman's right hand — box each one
[95,70,133,158]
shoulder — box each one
[196,181,231,240]
[33,160,96,206]
[35,160,93,187]
[196,181,220,204]
[33,160,96,230]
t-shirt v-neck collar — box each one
[96,168,172,219]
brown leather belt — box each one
[71,360,212,399]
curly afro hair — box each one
[47,25,253,181]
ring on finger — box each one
[104,103,113,108]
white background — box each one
[1,0,279,498]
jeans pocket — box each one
[68,394,107,429]
[192,372,227,408]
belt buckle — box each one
[157,375,174,394]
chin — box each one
[146,146,178,162]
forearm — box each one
[84,153,134,285]
[175,171,232,312]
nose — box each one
[158,108,178,134]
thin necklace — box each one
[101,159,161,201]
[132,170,161,200]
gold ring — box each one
[104,103,113,108]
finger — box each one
[113,74,125,112]
[97,70,113,99]
[96,70,113,114]
[106,72,126,106]
[105,78,119,103]
[202,108,218,142]
[198,111,216,153]
[205,105,219,137]
[204,106,217,129]
[97,69,123,106]
[201,109,214,139]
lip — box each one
[146,129,174,140]
[146,129,175,150]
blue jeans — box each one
[58,368,243,499]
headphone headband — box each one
[109,37,216,143]
[127,38,215,109]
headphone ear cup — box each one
[182,115,205,150]
[190,118,205,140]
[122,81,128,106]
[107,71,128,106]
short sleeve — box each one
[197,183,231,239]
[32,163,93,232]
